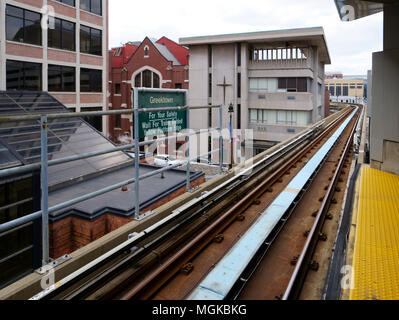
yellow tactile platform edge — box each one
[349,167,399,300]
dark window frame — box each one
[80,68,102,93]
[80,25,102,56]
[115,83,121,94]
[48,17,76,52]
[6,60,42,91]
[237,73,241,98]
[237,43,241,67]
[48,64,76,92]
[54,0,76,6]
[278,77,308,93]
[80,0,102,16]
[6,5,42,46]
[208,73,212,98]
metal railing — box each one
[0,88,224,267]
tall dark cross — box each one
[217,76,232,105]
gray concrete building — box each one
[334,1,399,175]
[180,27,331,159]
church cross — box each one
[217,76,232,105]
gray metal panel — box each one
[154,43,182,66]
[0,91,131,187]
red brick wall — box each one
[108,37,189,142]
[48,49,77,63]
[14,0,43,8]
[325,89,331,117]
[49,175,205,258]
[48,0,77,18]
[6,42,43,59]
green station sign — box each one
[137,91,187,139]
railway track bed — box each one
[31,106,361,301]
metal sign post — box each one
[133,88,140,220]
[186,92,191,192]
[40,116,49,265]
[133,88,189,219]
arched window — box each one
[134,69,161,88]
[144,45,149,57]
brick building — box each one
[108,37,189,143]
[0,0,109,133]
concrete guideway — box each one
[0,107,351,300]
[188,108,359,300]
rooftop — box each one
[179,27,331,64]
[0,91,204,221]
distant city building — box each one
[0,0,109,133]
[325,72,343,79]
[108,37,189,145]
[325,77,367,103]
[180,27,331,157]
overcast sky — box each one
[109,0,383,75]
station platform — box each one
[347,167,399,300]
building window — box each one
[208,73,212,98]
[6,5,41,46]
[278,77,308,92]
[237,73,241,98]
[80,25,102,56]
[249,78,278,93]
[0,176,40,289]
[175,83,182,89]
[252,47,308,62]
[237,104,241,129]
[144,46,149,57]
[336,86,342,96]
[237,43,241,67]
[80,0,102,16]
[54,0,75,6]
[208,45,212,68]
[80,68,102,92]
[48,65,75,92]
[134,70,160,88]
[81,107,103,132]
[249,109,312,126]
[48,18,75,51]
[6,60,42,91]
[114,115,121,129]
[343,85,349,96]
[329,86,335,96]
[115,83,121,94]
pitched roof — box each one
[154,42,181,66]
[111,43,139,68]
[111,36,189,68]
[156,36,189,65]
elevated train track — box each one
[31,105,361,301]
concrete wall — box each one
[369,4,399,175]
[370,49,399,175]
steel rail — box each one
[228,110,360,300]
[57,135,316,301]
[63,109,353,300]
[186,108,358,300]
[30,123,323,299]
[282,106,361,300]
[120,108,356,300]
[29,108,351,300]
